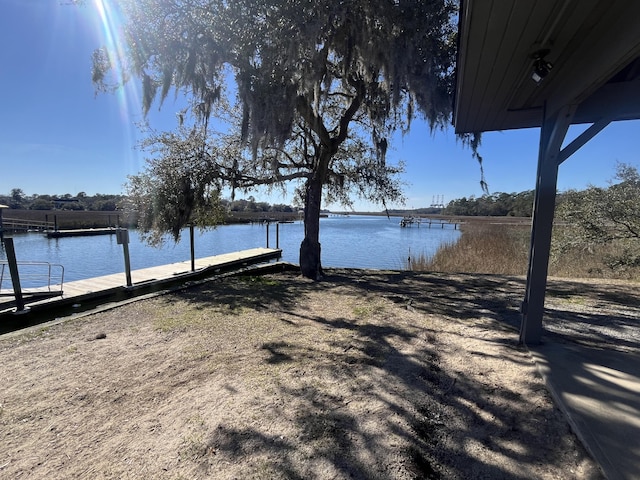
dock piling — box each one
[116,229,132,287]
[4,238,26,312]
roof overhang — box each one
[453,0,640,134]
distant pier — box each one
[45,228,116,238]
[400,216,458,229]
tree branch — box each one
[296,95,332,147]
[334,77,366,148]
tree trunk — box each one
[299,174,324,279]
[299,150,331,280]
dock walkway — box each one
[0,247,282,321]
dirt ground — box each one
[2,269,629,479]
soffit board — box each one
[454,0,640,134]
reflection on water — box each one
[0,216,460,283]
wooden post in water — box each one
[276,223,280,249]
[266,223,270,248]
[4,238,26,312]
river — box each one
[0,215,460,284]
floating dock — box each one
[0,247,282,329]
[45,228,117,238]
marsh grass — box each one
[407,221,640,280]
[407,223,530,275]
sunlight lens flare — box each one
[93,0,140,119]
[92,0,142,176]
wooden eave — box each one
[453,0,640,134]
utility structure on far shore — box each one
[453,0,640,344]
[430,195,445,209]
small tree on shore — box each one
[94,0,472,279]
[555,163,640,270]
[126,126,225,246]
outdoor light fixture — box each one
[531,49,553,84]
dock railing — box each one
[1,217,55,233]
[0,261,65,297]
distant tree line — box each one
[442,191,535,217]
[0,189,124,212]
[1,188,297,216]
[385,207,443,216]
[221,196,296,213]
[0,187,548,218]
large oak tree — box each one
[94,0,466,279]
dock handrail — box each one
[0,260,65,296]
[1,217,55,232]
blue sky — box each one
[1,0,639,211]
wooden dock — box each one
[400,216,459,229]
[0,247,282,323]
[45,228,117,238]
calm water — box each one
[0,215,459,284]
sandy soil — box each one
[1,269,624,479]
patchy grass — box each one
[240,275,281,286]
[0,271,609,479]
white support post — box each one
[520,105,575,345]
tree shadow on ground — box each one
[155,269,609,478]
[543,278,640,353]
